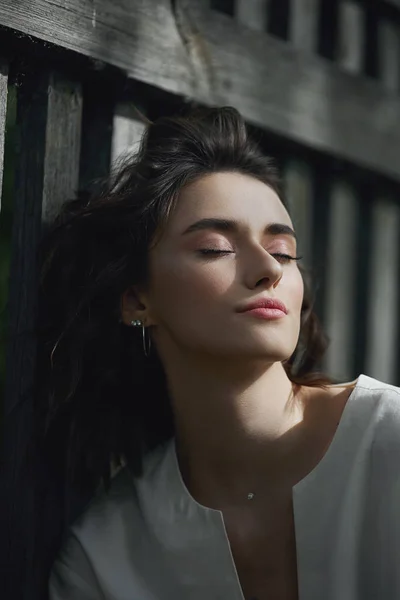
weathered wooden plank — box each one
[43,76,82,224]
[234,0,267,32]
[337,1,364,74]
[2,68,82,600]
[365,199,400,384]
[289,0,319,53]
[1,1,400,181]
[0,0,190,96]
[323,181,358,382]
[0,60,8,211]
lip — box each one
[237,297,288,316]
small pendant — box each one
[247,492,255,500]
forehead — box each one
[166,172,292,235]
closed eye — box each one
[198,250,302,263]
[198,249,233,256]
[272,253,302,264]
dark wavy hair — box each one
[33,106,330,500]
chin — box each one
[221,341,294,362]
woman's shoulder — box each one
[49,442,173,599]
[351,373,400,411]
[341,374,400,446]
[70,466,138,540]
[330,373,400,408]
[69,441,170,545]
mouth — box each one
[239,307,287,320]
[236,297,288,320]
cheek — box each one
[150,258,233,316]
[287,269,304,313]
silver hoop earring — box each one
[130,320,151,358]
[142,325,151,358]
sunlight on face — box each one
[145,172,304,363]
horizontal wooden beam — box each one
[1,0,400,181]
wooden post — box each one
[324,181,358,382]
[1,67,82,600]
[289,0,319,53]
[337,0,364,74]
[365,199,400,384]
[0,60,8,210]
[282,159,313,267]
[379,18,400,92]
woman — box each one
[35,107,400,600]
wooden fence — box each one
[1,1,400,599]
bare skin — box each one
[177,383,354,600]
[121,172,354,599]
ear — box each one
[120,285,157,327]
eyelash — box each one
[198,249,302,264]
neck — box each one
[162,351,309,505]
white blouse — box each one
[49,374,400,599]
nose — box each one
[244,247,283,290]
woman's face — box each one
[133,172,304,363]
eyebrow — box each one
[182,218,297,240]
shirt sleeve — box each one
[48,533,104,600]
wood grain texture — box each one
[1,0,400,180]
[0,0,191,95]
[43,75,82,224]
[0,60,8,211]
[2,69,82,600]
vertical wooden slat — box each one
[289,0,319,53]
[324,182,358,382]
[365,200,400,384]
[234,0,268,31]
[0,60,8,211]
[79,78,115,192]
[111,102,146,166]
[282,159,313,267]
[2,67,82,600]
[379,19,400,92]
[42,76,82,224]
[337,1,364,74]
